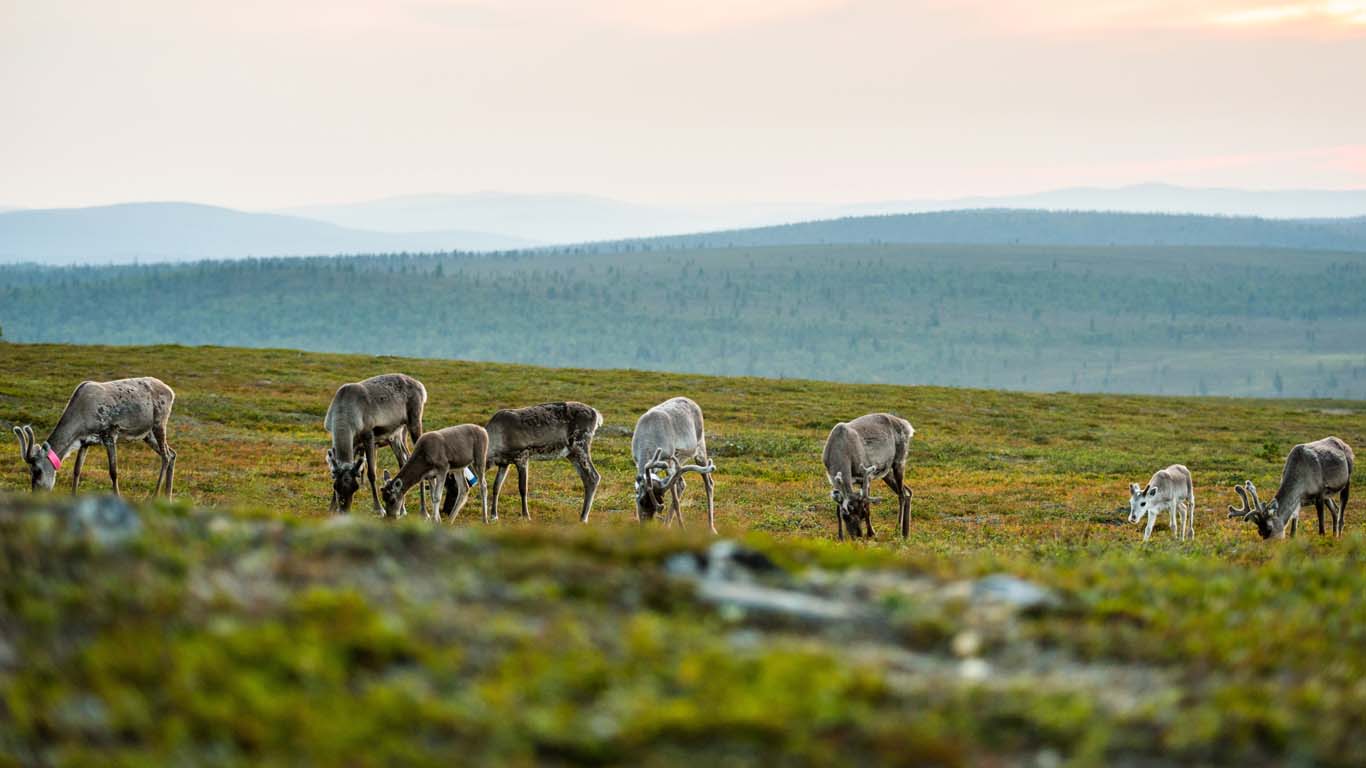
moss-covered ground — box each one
[1,342,1364,766]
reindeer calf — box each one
[380,424,488,523]
[1128,464,1195,542]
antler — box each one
[1228,483,1256,519]
[1244,481,1262,509]
[642,448,669,476]
[12,425,30,458]
[861,464,878,498]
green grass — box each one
[2,341,1365,766]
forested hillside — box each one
[3,242,1365,398]
[618,209,1366,251]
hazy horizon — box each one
[4,1,1365,211]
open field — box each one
[2,342,1366,765]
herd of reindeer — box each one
[7,373,1358,542]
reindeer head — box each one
[1128,481,1160,523]
[379,470,406,518]
[636,448,712,522]
[13,426,58,491]
[327,448,366,513]
[831,469,873,537]
[1228,481,1284,539]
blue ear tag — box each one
[463,466,479,486]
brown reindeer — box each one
[485,402,602,522]
[1229,436,1353,539]
[380,424,489,522]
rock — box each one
[972,574,1057,612]
[66,495,140,547]
[696,579,863,624]
[951,630,982,658]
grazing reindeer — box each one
[1229,436,1354,539]
[380,424,489,523]
[12,377,176,497]
[324,373,427,515]
[632,397,717,533]
[1128,464,1195,542]
[485,402,602,522]
[821,413,915,540]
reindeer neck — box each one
[394,451,431,490]
[331,429,358,464]
[1271,478,1306,526]
[44,415,90,459]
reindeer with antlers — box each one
[631,397,717,533]
[1228,436,1353,539]
[12,377,177,497]
[822,413,915,540]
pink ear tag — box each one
[47,448,62,471]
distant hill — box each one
[0,203,535,265]
[607,209,1366,252]
[276,185,1366,245]
[835,183,1366,220]
[279,192,755,244]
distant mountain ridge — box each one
[0,202,535,265]
[274,184,1366,244]
[608,209,1366,253]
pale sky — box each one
[2,0,1365,209]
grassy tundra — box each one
[2,342,1365,766]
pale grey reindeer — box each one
[485,401,602,523]
[324,373,427,515]
[12,377,177,497]
[632,396,717,533]
[380,424,489,523]
[821,413,915,540]
[1128,464,1195,542]
[1228,436,1354,539]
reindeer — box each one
[821,413,915,540]
[1128,464,1195,542]
[324,373,427,515]
[485,402,602,522]
[632,397,717,533]
[12,377,176,497]
[1228,436,1353,539]
[380,424,488,522]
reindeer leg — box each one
[1339,487,1350,537]
[448,470,470,520]
[1187,491,1195,539]
[836,509,846,541]
[364,438,381,515]
[669,482,684,529]
[569,443,600,523]
[71,444,88,494]
[884,466,909,539]
[1142,511,1156,542]
[489,463,509,521]
[152,422,175,499]
[703,471,717,535]
[515,460,531,520]
[103,438,120,496]
[1315,498,1326,536]
[145,432,167,497]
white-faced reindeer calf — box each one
[324,373,427,515]
[632,397,717,533]
[381,424,489,522]
[12,377,177,497]
[822,413,915,540]
[485,401,602,522]
[1128,464,1195,542]
[1229,436,1353,539]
